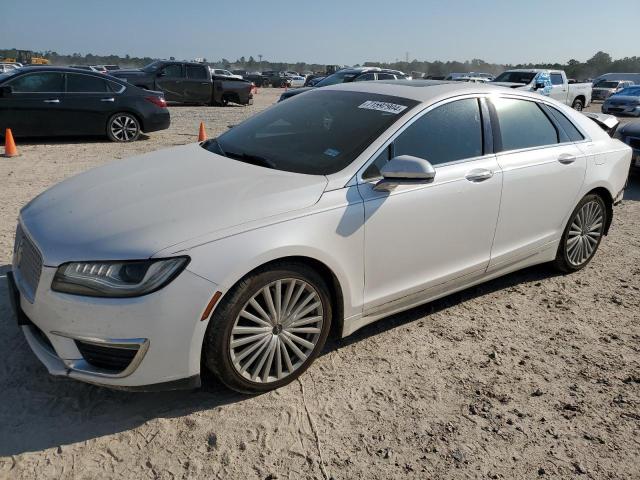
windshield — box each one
[142,61,163,72]
[314,71,359,87]
[493,72,536,84]
[595,81,620,88]
[615,87,640,97]
[202,90,419,175]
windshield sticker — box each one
[358,100,408,115]
[324,148,340,157]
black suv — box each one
[278,67,408,101]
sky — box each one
[2,0,636,66]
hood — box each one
[605,95,640,104]
[492,82,528,89]
[280,87,313,99]
[20,144,328,265]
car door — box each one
[487,96,587,270]
[0,71,65,136]
[156,63,185,102]
[548,72,567,103]
[357,97,502,314]
[61,72,121,135]
[184,65,211,103]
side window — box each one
[376,73,395,80]
[492,98,558,151]
[8,72,64,92]
[393,98,483,165]
[550,73,564,85]
[66,73,108,92]
[362,146,392,180]
[186,65,208,80]
[162,64,183,77]
[544,105,585,142]
[354,73,375,82]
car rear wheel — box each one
[203,262,332,394]
[553,194,606,273]
[107,113,140,142]
[572,98,584,111]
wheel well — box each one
[573,95,585,104]
[233,256,344,337]
[587,187,613,235]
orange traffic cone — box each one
[198,122,207,142]
[3,128,18,157]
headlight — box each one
[52,257,189,297]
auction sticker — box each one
[358,100,408,114]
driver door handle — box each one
[100,97,115,102]
[465,169,493,182]
[558,153,576,164]
[43,99,60,103]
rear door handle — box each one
[201,82,209,85]
[465,169,494,182]
[43,99,60,103]
[100,97,115,102]
[558,153,576,164]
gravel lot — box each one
[0,89,639,480]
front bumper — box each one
[8,263,219,390]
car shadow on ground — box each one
[0,260,562,456]
[4,134,151,146]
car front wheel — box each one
[554,194,607,272]
[572,98,584,111]
[107,113,141,142]
[203,262,332,393]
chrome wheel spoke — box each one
[230,278,323,383]
[566,200,604,267]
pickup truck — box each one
[492,69,591,111]
[111,61,253,106]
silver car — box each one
[602,86,640,117]
[592,80,634,101]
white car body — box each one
[211,68,243,79]
[11,82,631,390]
[494,69,592,109]
[287,75,306,87]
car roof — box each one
[321,79,549,104]
[7,66,129,84]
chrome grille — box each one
[13,224,43,300]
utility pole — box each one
[405,51,409,63]
[258,54,263,72]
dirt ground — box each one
[0,89,639,480]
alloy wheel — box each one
[229,278,324,384]
[110,115,139,141]
[565,200,604,266]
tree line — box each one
[1,49,638,80]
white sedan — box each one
[9,82,631,393]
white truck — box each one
[492,69,591,111]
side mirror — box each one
[374,155,436,191]
[534,81,546,90]
[0,85,13,97]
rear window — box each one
[492,98,558,151]
[66,73,109,92]
[204,90,419,175]
[543,106,585,142]
[187,65,208,79]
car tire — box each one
[203,262,333,394]
[106,112,141,142]
[572,98,584,111]
[553,193,607,273]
